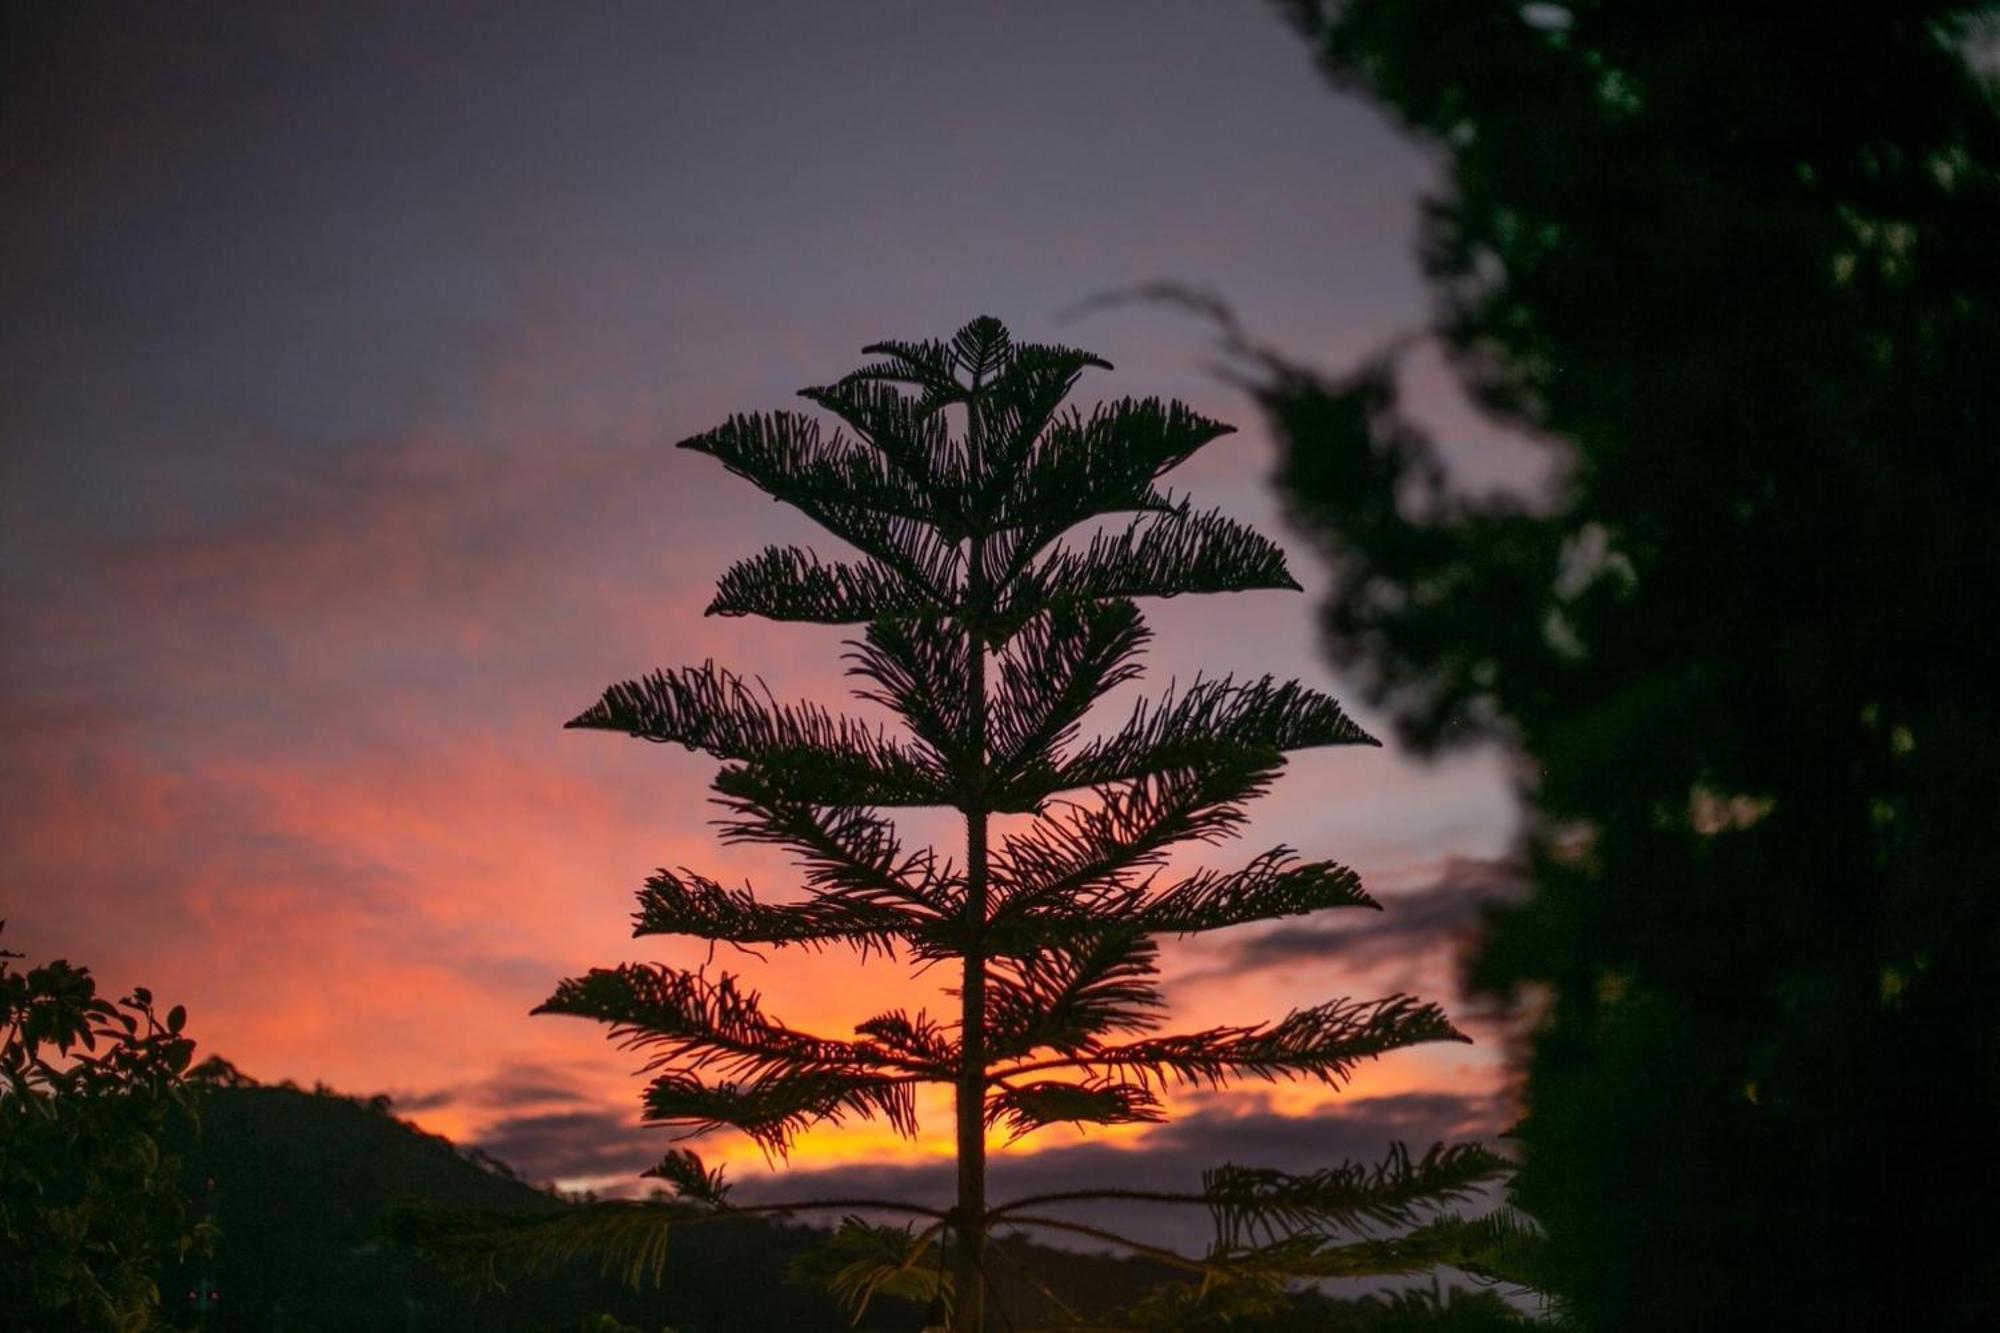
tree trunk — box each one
[954,806,987,1332]
[954,529,990,1333]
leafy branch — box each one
[568,661,946,806]
[993,995,1467,1090]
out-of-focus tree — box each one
[1,923,213,1330]
[1234,2,2000,1328]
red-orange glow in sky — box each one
[3,4,1544,1208]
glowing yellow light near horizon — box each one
[404,1107,479,1147]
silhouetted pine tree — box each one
[519,319,1517,1330]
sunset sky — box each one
[3,2,1543,1242]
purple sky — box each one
[3,2,1539,1242]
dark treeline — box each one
[1249,2,2000,1329]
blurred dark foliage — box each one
[1250,2,2000,1328]
[0,924,209,1330]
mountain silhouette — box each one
[168,1081,1189,1331]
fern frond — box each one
[641,1147,733,1209]
[711,781,962,931]
[1203,1142,1510,1247]
[567,662,947,807]
[846,336,967,413]
[788,1217,951,1324]
[994,397,1233,552]
[1202,1230,1442,1282]
[994,505,1301,637]
[534,966,927,1106]
[985,930,1166,1059]
[1134,849,1374,934]
[986,600,1152,798]
[973,340,1114,489]
[680,413,972,613]
[985,1079,1164,1142]
[853,1007,958,1068]
[844,615,976,777]
[951,315,1013,383]
[1054,675,1376,793]
[1029,994,1467,1090]
[632,868,911,956]
[797,378,967,525]
[708,545,943,623]
[642,1067,916,1154]
[1013,848,1375,940]
[1424,1205,1552,1291]
[678,410,933,529]
[984,764,1276,940]
[1210,1208,1528,1281]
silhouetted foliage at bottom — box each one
[153,1074,1534,1331]
[0,924,210,1331]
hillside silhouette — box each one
[171,1081,882,1330]
[163,1079,1531,1331]
[170,1080,1198,1331]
